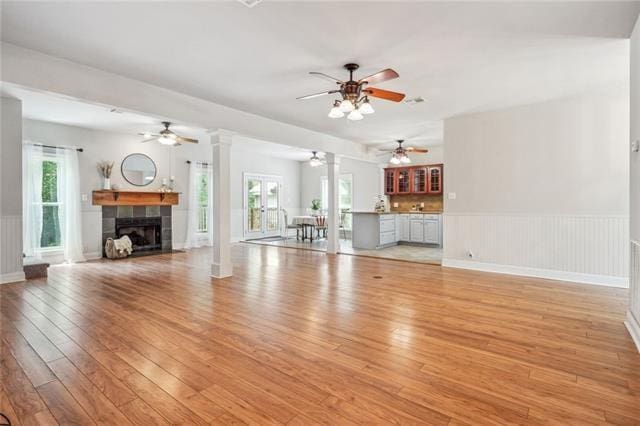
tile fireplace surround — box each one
[101,205,172,257]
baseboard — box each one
[625,311,640,353]
[84,251,103,261]
[441,258,628,288]
[0,271,26,284]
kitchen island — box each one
[351,211,442,250]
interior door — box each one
[244,174,282,238]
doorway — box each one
[243,173,282,239]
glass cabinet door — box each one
[428,166,442,194]
[384,169,396,194]
[397,168,411,194]
[412,167,427,193]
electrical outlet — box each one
[468,250,474,259]
[81,194,88,201]
[448,192,457,200]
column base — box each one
[211,262,233,279]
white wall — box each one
[443,90,629,286]
[230,143,302,242]
[300,157,382,213]
[627,15,640,350]
[0,97,24,283]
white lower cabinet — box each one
[424,220,439,244]
[410,220,424,242]
[399,214,410,241]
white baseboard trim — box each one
[0,271,26,284]
[625,311,640,353]
[441,258,628,288]
[84,251,103,261]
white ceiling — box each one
[1,1,638,149]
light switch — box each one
[81,194,88,201]
[448,192,456,200]
[393,202,399,208]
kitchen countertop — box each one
[351,211,443,214]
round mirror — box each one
[121,153,157,186]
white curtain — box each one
[184,162,213,249]
[56,147,85,263]
[22,144,43,258]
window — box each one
[196,169,209,233]
[321,174,353,230]
[40,159,61,249]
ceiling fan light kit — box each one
[138,121,198,146]
[309,151,323,167]
[382,140,429,164]
[298,63,405,122]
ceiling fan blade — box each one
[406,147,429,153]
[141,137,158,143]
[364,87,406,102]
[309,72,343,84]
[176,136,199,144]
[358,68,399,85]
[297,90,340,100]
[138,133,159,137]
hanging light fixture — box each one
[309,151,323,167]
[389,154,401,165]
[359,97,375,115]
[328,100,344,118]
[158,134,178,146]
[400,153,411,164]
[347,108,364,121]
[339,99,355,113]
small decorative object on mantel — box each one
[97,161,114,190]
[160,177,169,192]
[169,175,175,192]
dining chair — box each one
[315,215,328,239]
[282,209,301,240]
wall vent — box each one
[237,0,264,8]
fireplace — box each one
[116,217,161,252]
[101,205,173,257]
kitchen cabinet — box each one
[399,214,410,241]
[410,219,424,242]
[352,212,442,249]
[424,220,440,244]
[427,166,443,194]
[384,164,443,195]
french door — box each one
[243,173,282,239]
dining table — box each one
[291,215,320,242]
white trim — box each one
[442,258,628,288]
[1,271,26,284]
[84,251,103,261]
[625,311,640,353]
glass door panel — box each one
[397,169,411,194]
[265,180,280,232]
[247,178,262,234]
[244,174,283,238]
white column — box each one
[210,130,233,278]
[326,152,340,254]
[0,97,25,284]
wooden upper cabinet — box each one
[384,169,396,194]
[396,168,411,194]
[427,165,443,194]
[384,164,443,196]
[411,167,428,194]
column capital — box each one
[209,129,235,146]
[325,152,341,165]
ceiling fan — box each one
[297,63,406,121]
[379,140,429,164]
[139,122,198,146]
[308,151,325,167]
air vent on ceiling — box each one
[404,97,425,105]
[237,0,263,8]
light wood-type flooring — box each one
[1,244,639,425]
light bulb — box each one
[339,100,355,113]
[328,106,344,118]
[389,155,401,165]
[347,109,363,121]
[310,158,322,167]
[359,99,375,115]
[158,136,177,146]
[400,155,411,164]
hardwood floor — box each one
[1,243,639,425]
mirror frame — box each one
[121,153,157,187]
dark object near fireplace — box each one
[115,217,161,252]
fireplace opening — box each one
[115,217,162,252]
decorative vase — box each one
[103,177,111,190]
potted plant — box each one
[310,198,321,215]
[97,161,114,190]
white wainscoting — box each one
[626,240,640,351]
[1,215,25,284]
[443,213,629,287]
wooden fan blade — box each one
[406,147,429,153]
[364,87,406,102]
[296,90,340,100]
[309,72,343,84]
[358,68,399,85]
[176,136,199,144]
